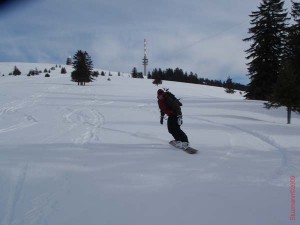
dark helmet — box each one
[157,89,164,95]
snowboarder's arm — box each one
[160,111,165,124]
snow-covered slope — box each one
[0,62,299,225]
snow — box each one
[0,62,299,225]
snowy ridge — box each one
[0,62,130,77]
[0,62,299,225]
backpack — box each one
[163,88,183,107]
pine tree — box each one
[289,0,300,70]
[243,0,289,100]
[164,68,174,80]
[12,66,21,76]
[131,67,138,78]
[152,69,162,85]
[66,56,72,65]
[265,1,300,124]
[71,50,94,86]
[61,67,67,74]
[265,61,300,123]
[225,76,235,94]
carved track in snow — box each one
[188,115,295,185]
[63,98,106,144]
[0,93,42,134]
[2,164,28,225]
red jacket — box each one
[158,94,181,116]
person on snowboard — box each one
[157,89,189,149]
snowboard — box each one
[169,140,198,154]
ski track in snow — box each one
[0,85,59,134]
[0,115,38,134]
[2,164,28,225]
[22,192,55,225]
[63,101,106,144]
[19,180,65,225]
[0,162,70,225]
[189,115,294,185]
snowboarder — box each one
[157,89,189,149]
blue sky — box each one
[0,0,293,84]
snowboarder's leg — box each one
[167,116,181,141]
[179,130,188,143]
[167,116,189,143]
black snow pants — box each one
[167,115,188,142]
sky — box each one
[0,0,294,84]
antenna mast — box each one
[142,38,148,77]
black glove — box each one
[177,115,183,125]
[160,116,164,125]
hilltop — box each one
[0,62,131,77]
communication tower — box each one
[142,39,148,77]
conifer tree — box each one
[225,76,235,94]
[265,1,300,124]
[152,69,162,85]
[61,67,67,74]
[244,0,289,100]
[265,61,300,123]
[288,0,300,70]
[71,50,94,86]
[66,56,72,65]
[131,67,138,78]
[12,66,21,76]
